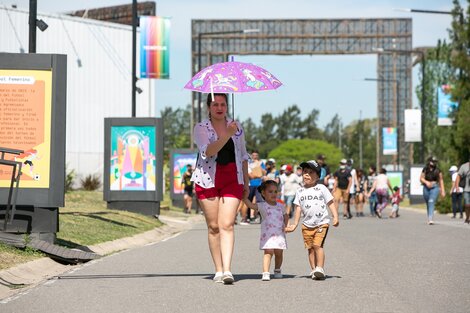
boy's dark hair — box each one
[393,186,399,191]
[257,180,279,197]
[206,93,228,106]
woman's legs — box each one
[452,193,458,217]
[425,187,440,222]
[199,197,223,273]
[218,197,239,273]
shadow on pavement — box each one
[55,273,213,280]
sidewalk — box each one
[0,214,204,301]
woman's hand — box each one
[440,190,446,198]
[227,121,238,137]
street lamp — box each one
[373,47,426,163]
[196,28,260,123]
[364,77,400,170]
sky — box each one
[3,0,461,128]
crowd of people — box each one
[186,93,470,285]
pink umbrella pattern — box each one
[184,61,283,115]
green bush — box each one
[65,167,75,192]
[80,174,101,191]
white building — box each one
[0,6,156,184]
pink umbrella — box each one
[184,61,282,115]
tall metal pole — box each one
[420,54,426,163]
[131,0,137,117]
[197,33,202,123]
[359,110,363,169]
[28,0,37,53]
[396,81,400,170]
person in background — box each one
[241,151,266,225]
[390,186,403,218]
[264,159,280,184]
[191,93,250,284]
[316,154,330,186]
[366,166,378,217]
[182,164,194,214]
[346,159,359,219]
[367,168,393,219]
[243,180,288,281]
[449,165,463,219]
[280,164,302,218]
[333,159,352,219]
[420,156,445,225]
[355,168,367,217]
[453,157,470,224]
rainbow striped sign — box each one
[140,16,170,79]
[383,127,397,155]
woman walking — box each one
[191,93,250,284]
[420,156,445,225]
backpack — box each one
[459,173,467,188]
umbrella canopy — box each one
[184,61,283,94]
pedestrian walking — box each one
[449,165,464,219]
[453,158,470,224]
[182,164,194,214]
[389,186,403,218]
[366,166,378,217]
[280,164,302,218]
[191,93,250,284]
[346,159,359,218]
[367,168,393,218]
[333,159,352,219]
[243,180,288,281]
[286,160,339,280]
[420,156,445,225]
[355,168,367,217]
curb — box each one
[0,214,204,301]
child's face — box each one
[262,185,278,203]
[302,168,318,185]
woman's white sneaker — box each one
[261,272,270,281]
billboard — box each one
[0,70,52,188]
[169,149,197,199]
[383,127,397,155]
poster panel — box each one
[437,84,458,126]
[387,171,403,196]
[110,126,156,191]
[404,109,421,142]
[0,70,52,188]
[409,166,424,196]
[140,16,170,79]
[383,127,397,155]
[171,151,197,195]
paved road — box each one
[1,208,469,313]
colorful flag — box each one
[437,84,458,126]
[140,16,170,79]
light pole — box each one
[196,29,259,123]
[364,78,400,170]
[373,47,426,163]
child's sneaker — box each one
[313,266,326,280]
[261,272,270,281]
[274,269,282,279]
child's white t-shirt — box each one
[293,184,334,228]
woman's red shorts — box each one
[195,162,244,200]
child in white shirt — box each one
[286,160,339,280]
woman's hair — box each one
[206,93,228,106]
[257,180,279,199]
[357,168,364,177]
[379,168,387,174]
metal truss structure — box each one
[191,18,413,170]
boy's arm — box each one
[285,205,301,232]
[327,199,339,227]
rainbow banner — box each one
[140,16,170,79]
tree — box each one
[341,118,377,169]
[160,105,191,160]
[448,0,470,161]
[268,139,343,166]
[324,114,342,148]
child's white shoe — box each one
[274,269,282,279]
[313,266,325,280]
[261,272,270,281]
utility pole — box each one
[28,0,37,53]
[359,110,363,169]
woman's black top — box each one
[422,166,440,182]
[216,138,235,164]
